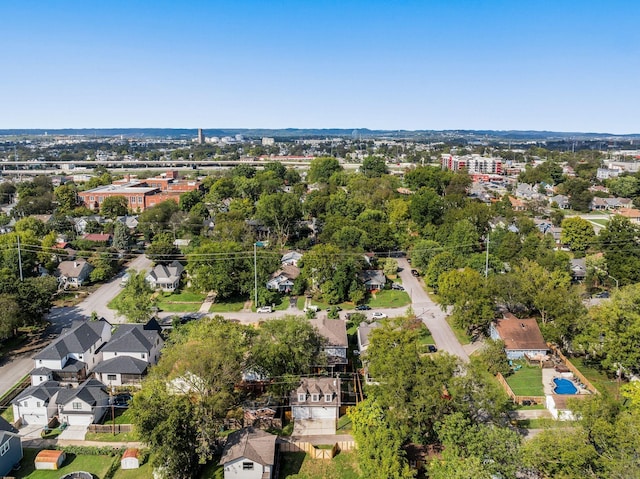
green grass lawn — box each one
[107,289,127,310]
[209,297,247,312]
[84,430,138,442]
[159,291,206,302]
[516,419,577,429]
[336,415,352,432]
[445,316,471,345]
[15,449,115,479]
[113,461,153,479]
[367,290,411,308]
[570,356,618,396]
[589,218,609,226]
[157,301,202,313]
[505,364,544,396]
[102,407,135,425]
[1,405,14,423]
[279,451,360,479]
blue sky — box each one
[1,0,638,133]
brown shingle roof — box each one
[494,315,547,352]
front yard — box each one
[279,451,360,479]
[505,363,544,397]
[367,290,411,308]
[156,290,206,313]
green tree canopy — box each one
[111,270,155,322]
[100,195,129,218]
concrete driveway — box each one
[58,425,88,440]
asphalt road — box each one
[0,254,153,397]
[396,258,470,362]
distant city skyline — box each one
[1,1,638,133]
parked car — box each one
[371,312,388,319]
[257,306,273,313]
[391,283,405,291]
[113,393,133,407]
[411,269,420,277]
[355,304,371,311]
[327,306,342,312]
[427,345,437,353]
[303,305,319,313]
[594,291,610,299]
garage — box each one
[61,414,94,426]
[22,414,47,425]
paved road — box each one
[0,254,152,397]
[396,258,469,362]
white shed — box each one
[121,448,140,469]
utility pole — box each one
[484,233,490,278]
[17,235,23,281]
[254,242,258,308]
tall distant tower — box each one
[197,128,205,145]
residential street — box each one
[0,254,153,397]
[396,258,470,362]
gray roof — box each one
[34,319,110,361]
[309,318,347,348]
[102,323,161,354]
[359,269,386,286]
[13,381,61,405]
[357,321,381,350]
[57,378,108,407]
[219,427,276,467]
[146,261,184,283]
[93,356,148,375]
[0,416,17,434]
[56,259,93,279]
[31,367,52,376]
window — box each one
[90,196,95,201]
[130,197,136,203]
[137,196,142,203]
[22,401,28,408]
[37,402,41,408]
[78,355,83,360]
[298,393,305,402]
[0,441,9,456]
[311,394,319,402]
[325,394,332,402]
[98,196,103,203]
[72,402,82,410]
[242,462,254,470]
[107,374,117,381]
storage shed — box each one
[121,448,140,469]
[34,450,66,470]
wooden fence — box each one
[87,424,133,434]
[495,373,545,405]
[278,440,356,459]
[548,344,599,394]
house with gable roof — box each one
[93,319,164,387]
[489,313,548,360]
[290,377,340,435]
[12,381,61,425]
[0,417,22,478]
[56,259,93,288]
[32,319,111,385]
[309,317,348,370]
[219,427,277,479]
[56,378,109,426]
[145,261,184,291]
[265,265,300,293]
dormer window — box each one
[311,394,319,402]
[325,394,332,402]
[298,393,305,402]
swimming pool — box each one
[553,377,578,394]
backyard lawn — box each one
[279,451,360,479]
[113,461,153,479]
[505,364,544,396]
[570,356,618,396]
[15,449,115,479]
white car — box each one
[371,312,387,319]
[257,306,273,313]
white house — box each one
[281,251,302,267]
[33,319,111,385]
[219,427,276,479]
[358,270,386,291]
[290,377,340,435]
[12,381,61,426]
[56,378,109,426]
[265,265,299,293]
[93,319,164,386]
[56,260,93,288]
[145,261,184,291]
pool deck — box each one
[542,368,590,395]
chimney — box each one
[74,262,78,268]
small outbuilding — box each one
[121,448,140,469]
[34,449,66,470]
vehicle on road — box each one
[371,312,387,319]
[303,305,319,313]
[355,304,371,311]
[326,306,342,311]
[257,306,273,313]
[411,269,420,277]
[594,291,610,299]
[391,283,405,291]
